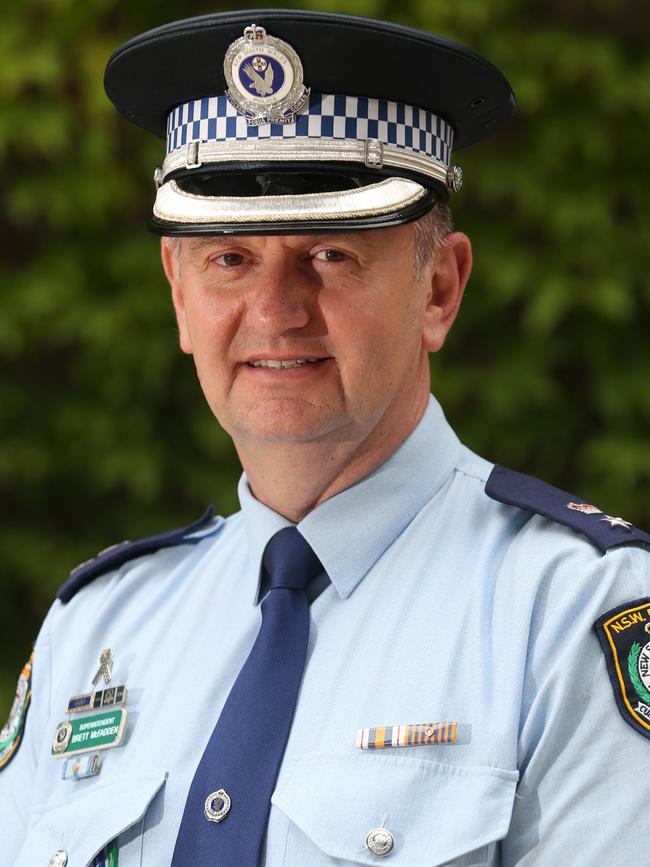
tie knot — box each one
[262,527,323,592]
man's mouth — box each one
[247,358,330,369]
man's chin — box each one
[217,399,348,446]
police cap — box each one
[104,9,515,235]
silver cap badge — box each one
[224,24,310,125]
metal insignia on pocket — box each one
[67,683,127,714]
[53,648,130,765]
[62,752,103,780]
[92,648,114,687]
[52,709,127,757]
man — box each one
[1,10,649,867]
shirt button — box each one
[365,827,395,857]
[47,852,68,867]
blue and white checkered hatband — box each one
[167,92,453,162]
[162,92,455,192]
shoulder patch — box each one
[57,506,219,603]
[0,648,34,771]
[485,465,650,554]
[594,599,650,740]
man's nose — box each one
[246,258,314,336]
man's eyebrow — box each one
[309,232,375,249]
[182,232,379,261]
[184,237,231,253]
[182,236,238,267]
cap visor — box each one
[151,176,435,235]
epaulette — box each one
[485,465,650,554]
[57,506,218,603]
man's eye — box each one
[214,252,245,267]
[314,249,347,262]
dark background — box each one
[2,0,649,710]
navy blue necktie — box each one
[171,527,322,866]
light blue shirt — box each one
[2,396,649,866]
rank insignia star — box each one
[601,515,633,530]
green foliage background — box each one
[1,0,649,711]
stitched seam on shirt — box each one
[279,811,291,864]
[452,465,492,486]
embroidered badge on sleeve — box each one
[594,598,650,739]
[0,648,34,770]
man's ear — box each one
[422,232,472,353]
[161,237,192,354]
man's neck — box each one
[236,393,429,523]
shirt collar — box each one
[238,394,460,603]
[238,474,293,604]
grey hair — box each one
[163,235,182,275]
[412,200,454,280]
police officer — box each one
[1,10,649,867]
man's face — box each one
[163,224,466,453]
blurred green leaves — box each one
[1,0,649,711]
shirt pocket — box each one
[13,772,166,867]
[272,752,518,867]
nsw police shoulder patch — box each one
[0,648,34,770]
[594,598,650,740]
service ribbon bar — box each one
[66,684,127,715]
[356,721,457,750]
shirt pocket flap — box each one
[14,771,167,867]
[272,753,518,866]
